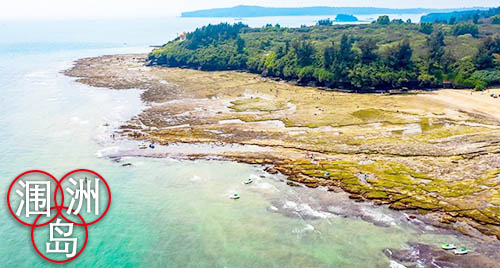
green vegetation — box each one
[317,18,333,26]
[376,15,390,25]
[149,18,500,91]
[419,22,434,34]
[493,15,500,24]
[452,23,479,37]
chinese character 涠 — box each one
[16,180,51,217]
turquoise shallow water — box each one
[0,18,471,267]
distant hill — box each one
[181,5,483,18]
[421,6,499,23]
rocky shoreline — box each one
[65,53,500,265]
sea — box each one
[0,14,471,267]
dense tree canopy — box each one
[149,17,500,92]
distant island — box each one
[181,5,484,18]
[316,15,358,26]
[335,14,358,22]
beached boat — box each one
[441,243,456,250]
[453,248,468,255]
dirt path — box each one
[420,89,500,123]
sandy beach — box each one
[421,89,500,122]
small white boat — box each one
[441,243,456,250]
[229,193,240,199]
[138,143,147,149]
[453,248,468,255]
[243,178,253,184]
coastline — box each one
[65,54,500,247]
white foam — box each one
[190,175,203,182]
[252,182,279,192]
[389,260,407,268]
[360,207,396,226]
[269,205,278,211]
[95,146,121,157]
[283,201,332,219]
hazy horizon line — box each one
[1,4,498,22]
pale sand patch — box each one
[419,89,500,122]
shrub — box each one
[475,80,487,91]
[471,70,500,86]
[391,19,404,24]
[298,66,315,83]
[317,18,333,26]
[376,16,390,25]
[492,15,500,24]
[452,23,479,37]
[419,23,434,34]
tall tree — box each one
[236,37,245,53]
[475,35,500,69]
[395,39,413,68]
[292,40,315,66]
[376,15,390,25]
[323,41,336,69]
[473,13,480,24]
[426,30,446,82]
[335,34,356,82]
[428,30,445,65]
[419,23,434,34]
[358,37,378,63]
[449,16,457,25]
[384,39,413,69]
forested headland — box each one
[149,12,500,92]
[181,5,480,18]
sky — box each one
[1,0,498,20]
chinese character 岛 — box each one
[45,219,77,258]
